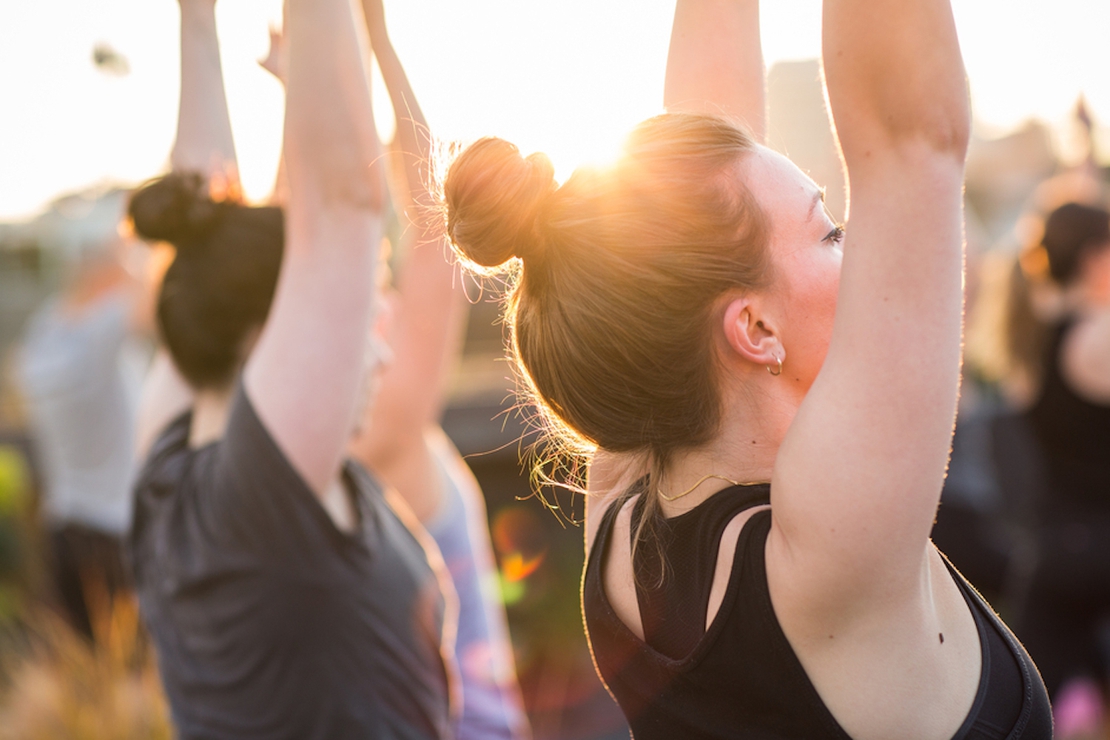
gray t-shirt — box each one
[18,291,143,534]
[129,386,451,740]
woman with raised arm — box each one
[1000,200,1110,732]
[349,3,530,738]
[444,0,1052,737]
[126,0,451,737]
[255,4,530,734]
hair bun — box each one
[129,172,223,246]
[445,138,556,268]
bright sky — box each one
[1,0,1108,221]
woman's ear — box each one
[721,294,782,367]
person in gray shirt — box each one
[18,223,148,639]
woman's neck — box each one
[658,376,797,515]
[190,384,235,448]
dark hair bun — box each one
[129,172,223,245]
[444,138,556,268]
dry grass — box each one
[0,595,171,740]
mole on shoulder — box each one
[939,633,944,644]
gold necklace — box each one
[656,473,767,502]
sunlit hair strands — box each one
[447,138,557,268]
[445,113,768,524]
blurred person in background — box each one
[16,213,150,640]
[126,0,453,736]
[347,3,530,738]
[445,0,1053,737]
[1001,199,1110,738]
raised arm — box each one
[244,0,385,495]
[171,0,237,180]
[768,0,969,606]
[360,0,432,215]
[663,0,765,141]
[136,0,237,459]
[349,0,468,520]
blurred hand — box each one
[258,25,287,84]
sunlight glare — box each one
[5,0,1110,219]
[530,123,632,186]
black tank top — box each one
[1026,319,1110,509]
[582,484,1053,739]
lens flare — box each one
[491,506,549,606]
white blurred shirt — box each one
[18,290,144,535]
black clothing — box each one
[630,486,753,661]
[1020,319,1110,695]
[50,524,130,641]
[582,484,1053,740]
[129,386,450,740]
[1026,319,1110,509]
[932,403,1048,608]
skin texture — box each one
[586,0,974,738]
[172,0,236,179]
[727,148,844,395]
[663,0,765,140]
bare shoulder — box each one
[584,450,645,553]
[593,493,643,639]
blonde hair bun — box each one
[445,137,556,268]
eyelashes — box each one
[823,224,845,244]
